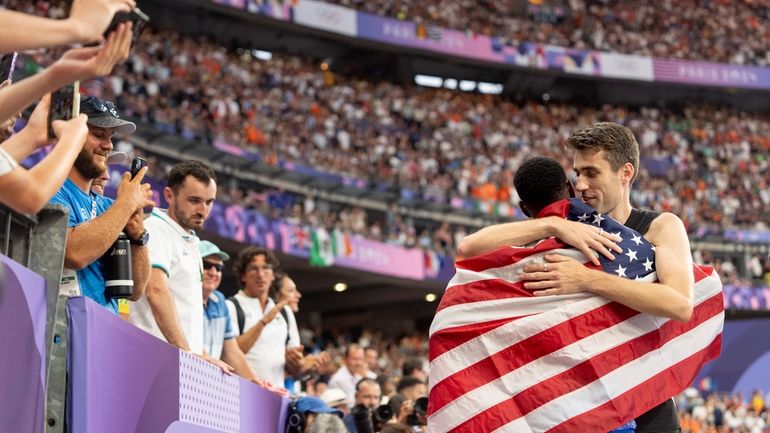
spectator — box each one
[329,344,375,407]
[227,246,299,388]
[289,396,344,433]
[401,357,426,383]
[272,272,335,391]
[90,152,125,195]
[50,96,153,313]
[343,378,383,433]
[320,388,351,416]
[364,347,379,376]
[129,160,221,361]
[199,240,259,380]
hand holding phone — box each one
[47,83,80,139]
[103,8,150,46]
[130,156,148,179]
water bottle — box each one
[103,232,133,298]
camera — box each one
[406,397,428,426]
[48,83,80,139]
[351,403,394,433]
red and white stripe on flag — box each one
[427,242,724,433]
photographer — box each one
[50,96,153,314]
[389,378,427,432]
[344,378,385,433]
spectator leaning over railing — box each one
[129,160,232,372]
[50,96,153,314]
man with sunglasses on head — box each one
[199,240,260,380]
[50,95,154,314]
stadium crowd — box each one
[1,2,770,432]
[90,29,770,232]
[325,0,770,66]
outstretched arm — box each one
[0,0,134,52]
[458,216,621,265]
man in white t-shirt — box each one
[130,160,230,372]
[226,246,301,388]
[328,344,370,407]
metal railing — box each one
[0,203,70,433]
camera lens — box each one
[374,404,394,423]
[414,397,429,414]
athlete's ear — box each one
[621,162,635,184]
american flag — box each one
[428,198,724,433]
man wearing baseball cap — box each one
[200,240,260,381]
[50,95,154,314]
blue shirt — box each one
[50,178,118,314]
[203,290,235,359]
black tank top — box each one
[624,208,681,433]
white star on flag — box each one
[592,213,605,225]
[643,258,654,271]
[631,234,643,246]
[615,264,627,277]
[625,249,638,262]
[577,213,589,222]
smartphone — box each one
[47,82,80,139]
[129,157,148,179]
[0,52,18,82]
[103,8,150,45]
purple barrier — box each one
[694,318,770,396]
[0,254,47,433]
[67,297,289,433]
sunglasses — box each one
[203,261,224,272]
[83,96,119,118]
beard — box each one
[171,202,206,231]
[74,148,106,180]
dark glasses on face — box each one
[203,261,224,272]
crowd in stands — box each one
[84,29,770,235]
[3,3,770,432]
[677,388,770,433]
[9,3,770,233]
[325,0,770,66]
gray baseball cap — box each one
[80,95,136,135]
